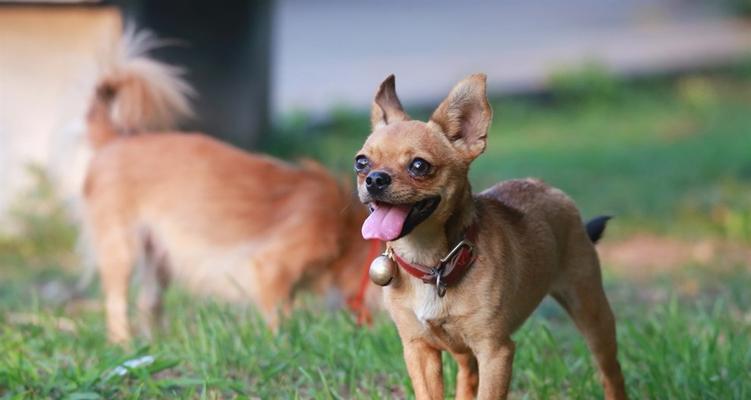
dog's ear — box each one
[371,74,409,129]
[429,74,492,161]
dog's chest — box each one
[411,283,447,322]
[409,284,472,350]
[385,275,474,351]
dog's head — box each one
[355,74,492,241]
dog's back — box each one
[85,133,352,299]
[480,177,599,270]
[477,178,607,328]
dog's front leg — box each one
[452,351,479,400]
[403,339,444,399]
[474,339,515,399]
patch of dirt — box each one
[5,312,77,333]
[598,233,751,280]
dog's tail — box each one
[585,215,612,244]
[86,27,194,150]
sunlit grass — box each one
[1,271,749,398]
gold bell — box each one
[369,254,396,286]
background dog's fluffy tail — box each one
[585,215,612,244]
[86,27,194,149]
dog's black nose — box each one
[366,171,391,194]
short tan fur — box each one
[355,74,627,399]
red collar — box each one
[391,224,478,297]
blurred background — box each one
[1,0,750,398]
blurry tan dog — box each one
[354,75,627,399]
[83,31,376,343]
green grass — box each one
[1,267,750,399]
[2,68,751,398]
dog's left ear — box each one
[429,74,492,161]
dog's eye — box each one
[408,158,431,177]
[354,155,370,172]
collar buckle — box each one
[433,239,474,297]
[439,239,473,266]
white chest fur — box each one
[384,278,449,325]
[412,282,447,323]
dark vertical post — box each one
[114,0,271,149]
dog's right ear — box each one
[371,74,409,129]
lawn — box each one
[1,268,749,399]
[1,67,750,398]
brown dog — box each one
[82,31,377,343]
[354,74,627,399]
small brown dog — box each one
[354,74,627,399]
[83,31,376,343]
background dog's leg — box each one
[137,238,170,339]
[403,339,444,400]
[95,228,136,344]
[250,258,295,331]
[553,278,628,400]
[474,339,515,399]
[451,351,478,400]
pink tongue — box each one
[362,203,411,241]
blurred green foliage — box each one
[0,165,77,271]
[264,64,751,240]
[548,61,625,104]
[724,0,751,16]
[709,181,751,243]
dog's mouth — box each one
[361,196,441,241]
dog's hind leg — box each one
[93,223,137,344]
[249,235,338,330]
[248,256,296,330]
[552,255,628,400]
[137,230,171,339]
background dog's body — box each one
[83,31,374,343]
